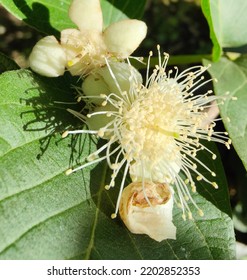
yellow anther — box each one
[212,182,218,189]
[65,168,73,175]
[62,131,69,138]
[198,209,204,217]
[111,213,117,219]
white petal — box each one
[119,182,176,242]
[61,28,106,76]
[29,36,66,77]
[60,28,83,60]
[103,19,147,57]
[69,0,103,32]
[98,62,143,95]
[60,28,84,75]
[82,73,111,105]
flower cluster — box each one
[29,0,147,77]
[29,0,234,242]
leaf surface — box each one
[201,0,247,60]
[205,56,247,171]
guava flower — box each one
[119,182,176,242]
[63,46,234,229]
[28,0,147,77]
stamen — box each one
[65,168,73,175]
[62,131,69,138]
[198,209,204,217]
[64,50,232,222]
[111,213,117,219]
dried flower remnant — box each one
[63,46,235,229]
[119,182,176,242]
[28,0,147,77]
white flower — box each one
[28,0,147,77]
[119,181,176,242]
[63,46,234,234]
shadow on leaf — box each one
[19,70,87,166]
[89,142,132,222]
[13,0,60,37]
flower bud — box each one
[103,19,147,58]
[97,62,143,95]
[119,181,176,242]
[82,72,111,105]
[82,62,142,103]
[28,36,66,77]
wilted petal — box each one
[119,182,176,242]
[29,36,66,77]
[103,19,147,57]
[69,0,103,32]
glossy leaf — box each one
[101,0,146,28]
[0,0,146,36]
[205,56,247,171]
[201,0,247,60]
[201,0,221,61]
[0,69,235,259]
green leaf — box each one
[0,0,71,37]
[202,0,247,58]
[0,0,146,35]
[0,52,20,74]
[201,0,222,61]
[0,69,235,259]
[101,0,146,28]
[205,56,247,171]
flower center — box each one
[120,82,183,168]
[65,31,108,75]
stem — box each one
[132,54,212,69]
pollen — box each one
[67,60,74,67]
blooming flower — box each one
[28,0,147,77]
[63,46,234,227]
